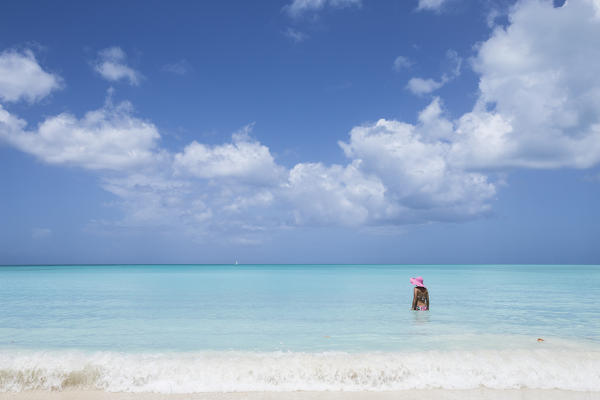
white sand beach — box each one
[1,390,599,400]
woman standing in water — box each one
[411,277,429,311]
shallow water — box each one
[1,264,598,352]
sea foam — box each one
[0,349,599,393]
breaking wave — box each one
[0,349,599,393]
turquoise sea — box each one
[0,264,599,392]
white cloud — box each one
[92,103,498,233]
[285,0,361,17]
[284,162,389,226]
[405,1,600,171]
[393,56,412,72]
[94,47,141,85]
[173,125,285,185]
[417,97,454,141]
[406,77,445,95]
[0,100,161,170]
[416,0,448,13]
[0,98,496,235]
[99,172,199,229]
[452,0,600,169]
[284,28,309,43]
[275,97,497,228]
[97,157,284,238]
[0,49,62,103]
[338,116,496,223]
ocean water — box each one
[0,264,599,392]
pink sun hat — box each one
[410,276,426,288]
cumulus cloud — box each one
[114,101,497,231]
[406,77,445,95]
[99,172,198,230]
[337,115,496,222]
[0,100,161,170]
[416,0,448,13]
[417,97,454,141]
[453,0,600,169]
[97,157,284,239]
[0,49,62,103]
[285,0,361,18]
[94,47,141,85]
[267,94,496,228]
[405,0,600,171]
[283,162,389,226]
[173,125,285,185]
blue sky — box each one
[1,0,599,264]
